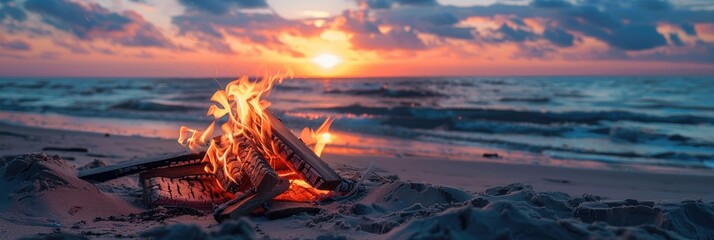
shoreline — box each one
[2,122,714,200]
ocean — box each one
[1,76,713,170]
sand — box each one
[1,122,714,239]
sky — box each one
[0,0,713,77]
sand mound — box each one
[3,153,73,193]
[384,183,714,239]
[306,181,474,235]
[0,153,140,225]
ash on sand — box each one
[4,154,714,239]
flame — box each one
[178,73,334,202]
[300,117,334,157]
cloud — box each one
[53,39,89,54]
[426,26,474,39]
[360,0,437,9]
[0,35,30,51]
[636,0,672,11]
[172,8,317,56]
[606,25,667,50]
[393,0,437,6]
[531,0,571,8]
[423,12,459,25]
[342,0,714,62]
[494,24,534,42]
[0,2,26,21]
[178,0,268,14]
[364,0,391,9]
[669,33,684,46]
[543,27,574,47]
[23,0,168,47]
[681,23,697,36]
[6,0,713,65]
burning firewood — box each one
[266,110,342,190]
[77,75,355,222]
[142,175,233,211]
[213,179,290,222]
[211,135,280,194]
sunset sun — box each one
[312,53,341,69]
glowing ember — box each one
[178,74,334,201]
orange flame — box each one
[178,73,333,201]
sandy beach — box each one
[3,0,714,238]
[2,122,714,239]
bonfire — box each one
[78,75,354,222]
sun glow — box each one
[312,53,341,69]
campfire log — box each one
[213,179,290,222]
[138,163,205,179]
[212,135,281,194]
[142,175,234,210]
[266,110,342,190]
[78,151,204,182]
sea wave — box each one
[324,87,443,98]
[312,104,714,125]
[109,100,202,112]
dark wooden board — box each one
[78,151,205,182]
[139,163,206,179]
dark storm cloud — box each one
[361,0,437,9]
[606,25,667,50]
[424,12,459,25]
[427,26,474,39]
[531,0,571,8]
[495,24,534,42]
[543,27,574,47]
[23,0,168,47]
[636,0,672,11]
[364,0,391,9]
[0,3,26,21]
[178,0,268,15]
[680,23,697,36]
[669,33,684,46]
[393,0,438,6]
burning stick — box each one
[211,135,280,194]
[142,175,234,211]
[266,110,342,190]
[213,179,290,222]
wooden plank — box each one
[213,179,290,222]
[78,151,205,182]
[139,163,206,179]
[265,110,342,190]
[142,175,234,211]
